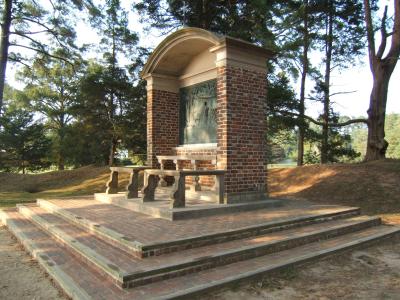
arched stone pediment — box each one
[141,27,222,78]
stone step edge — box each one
[0,208,92,300]
[123,215,381,287]
[37,199,144,258]
[162,225,400,300]
[16,204,375,289]
[17,204,127,287]
[141,207,361,255]
[37,198,360,258]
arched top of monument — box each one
[141,27,274,79]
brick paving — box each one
[45,198,357,245]
[18,204,378,278]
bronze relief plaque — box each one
[179,80,217,144]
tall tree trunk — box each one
[57,128,65,170]
[365,64,391,160]
[363,0,400,161]
[108,137,118,166]
[58,156,65,170]
[297,0,309,166]
[321,1,333,164]
[0,0,12,113]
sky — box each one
[6,0,400,119]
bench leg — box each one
[190,175,201,192]
[214,174,225,204]
[159,176,168,187]
[142,174,158,202]
[170,175,185,208]
[106,171,118,194]
[126,171,139,199]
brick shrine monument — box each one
[142,27,272,203]
[1,28,399,299]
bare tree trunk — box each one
[297,0,309,166]
[108,137,118,166]
[321,0,333,164]
[58,156,65,170]
[363,0,400,161]
[0,0,12,113]
[57,126,65,170]
[365,65,390,160]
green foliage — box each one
[16,52,83,169]
[304,147,320,164]
[3,0,98,65]
[348,114,400,160]
[314,0,366,69]
[76,0,146,165]
[134,0,277,47]
[77,60,146,165]
[385,114,400,158]
[0,108,51,173]
[266,72,299,163]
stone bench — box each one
[142,169,225,208]
[106,166,152,199]
[156,155,217,190]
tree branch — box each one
[384,0,400,64]
[9,43,74,66]
[363,0,377,71]
[8,56,31,69]
[15,17,68,48]
[329,90,357,97]
[10,30,49,35]
[12,32,49,50]
[275,110,369,127]
[376,5,388,59]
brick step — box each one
[37,199,144,258]
[17,204,380,288]
[17,204,138,288]
[1,207,399,300]
[37,198,360,258]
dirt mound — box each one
[0,166,131,207]
[1,160,399,216]
[0,165,109,193]
[268,159,400,215]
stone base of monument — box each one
[94,190,282,220]
[1,196,400,299]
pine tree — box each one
[0,108,51,173]
[16,50,83,170]
[0,0,99,113]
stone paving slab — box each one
[2,207,399,300]
[40,197,361,246]
[16,203,380,288]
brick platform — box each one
[93,188,282,220]
[1,197,400,299]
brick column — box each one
[212,39,271,203]
[146,85,179,167]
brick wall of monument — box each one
[216,65,267,196]
[147,89,179,167]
